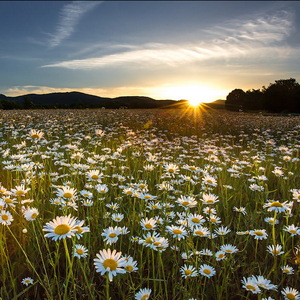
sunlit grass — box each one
[0,108,299,299]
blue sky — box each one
[1,1,300,102]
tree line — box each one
[225,78,300,113]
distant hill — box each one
[0,91,224,109]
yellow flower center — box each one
[191,218,200,223]
[168,169,175,173]
[145,224,153,229]
[126,191,133,195]
[206,180,213,184]
[103,259,118,271]
[31,213,38,219]
[286,293,295,300]
[270,201,283,207]
[181,201,189,206]
[153,242,161,247]
[189,166,196,171]
[74,227,82,234]
[141,295,149,300]
[91,174,99,179]
[254,231,264,236]
[54,224,71,235]
[109,233,117,238]
[203,269,211,275]
[225,250,232,253]
[195,231,205,236]
[205,199,214,203]
[290,230,297,234]
[145,237,155,244]
[76,249,84,255]
[218,253,225,258]
[4,198,12,203]
[31,134,40,139]
[63,192,73,198]
[125,265,133,272]
[2,214,9,221]
[16,190,25,196]
[246,284,256,291]
[184,270,192,275]
[173,229,182,235]
[144,195,151,199]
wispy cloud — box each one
[42,9,296,69]
[49,1,101,47]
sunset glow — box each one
[156,85,226,104]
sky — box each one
[1,1,300,103]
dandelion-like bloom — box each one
[163,163,180,175]
[56,186,77,199]
[199,249,213,256]
[187,213,205,227]
[152,236,169,252]
[102,227,121,244]
[249,229,268,240]
[140,217,157,230]
[253,275,277,291]
[29,129,44,140]
[199,264,216,278]
[135,288,152,300]
[23,207,39,221]
[73,219,90,239]
[220,244,239,254]
[73,244,88,258]
[123,255,138,273]
[180,264,198,278]
[193,226,210,237]
[176,195,197,209]
[281,265,294,275]
[214,226,231,236]
[94,248,126,282]
[0,210,14,225]
[86,170,103,181]
[95,184,109,194]
[166,225,187,240]
[215,251,226,261]
[201,193,219,205]
[283,224,300,236]
[264,217,279,225]
[21,277,34,286]
[111,213,124,222]
[233,206,247,215]
[281,287,300,300]
[263,199,292,213]
[241,277,261,294]
[249,184,264,191]
[11,184,30,197]
[43,215,78,241]
[267,244,284,256]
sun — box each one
[156,84,224,106]
[188,98,202,107]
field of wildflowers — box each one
[0,108,299,300]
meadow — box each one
[0,108,299,300]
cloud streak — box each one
[49,1,101,47]
[43,9,296,68]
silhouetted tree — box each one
[225,89,246,111]
[23,96,35,109]
[244,89,264,111]
[263,78,300,113]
